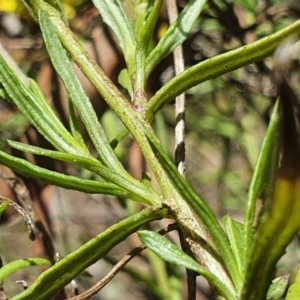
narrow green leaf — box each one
[241,79,300,300]
[91,0,135,64]
[143,127,241,290]
[266,275,289,300]
[0,150,127,197]
[145,18,300,120]
[244,100,281,263]
[222,216,246,275]
[0,258,53,282]
[138,0,162,51]
[39,8,170,192]
[286,264,300,300]
[0,55,83,155]
[8,141,158,204]
[138,230,235,299]
[145,0,207,77]
[39,10,126,175]
[10,205,168,300]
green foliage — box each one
[0,0,299,299]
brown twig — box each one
[67,223,178,300]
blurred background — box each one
[0,0,300,299]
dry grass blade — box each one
[0,195,36,240]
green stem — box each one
[145,18,300,120]
[49,13,173,197]
[132,48,147,106]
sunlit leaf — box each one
[0,149,126,197]
[0,199,9,218]
[143,126,241,290]
[138,230,234,299]
[286,263,300,300]
[10,206,167,300]
[7,141,157,204]
[39,10,125,173]
[146,0,207,76]
[0,55,82,156]
[222,216,246,275]
[266,275,289,300]
[0,258,53,282]
[91,0,135,64]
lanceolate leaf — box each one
[68,100,88,151]
[138,230,235,299]
[145,0,207,77]
[222,216,246,275]
[145,18,300,120]
[10,205,168,300]
[0,55,83,156]
[0,258,53,282]
[39,10,127,175]
[7,141,158,204]
[0,199,9,218]
[0,150,127,197]
[242,79,300,299]
[266,275,289,300]
[243,100,281,262]
[92,0,135,65]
